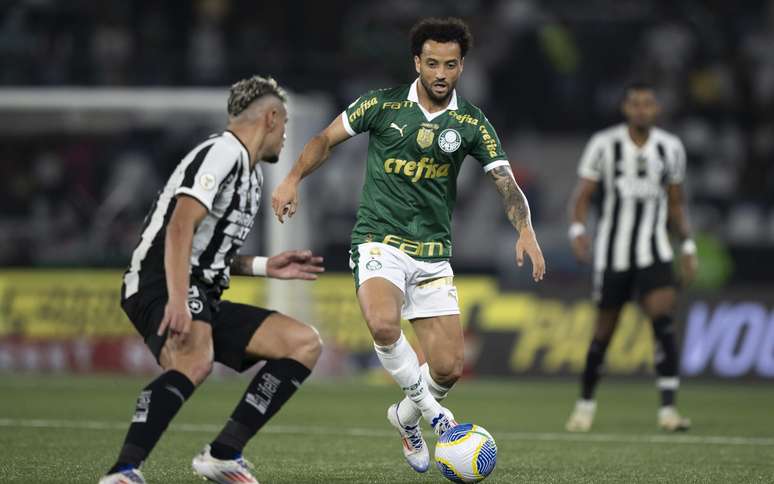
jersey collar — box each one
[223,129,252,166]
[408,78,458,122]
[620,123,655,152]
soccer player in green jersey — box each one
[272,17,545,472]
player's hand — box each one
[267,249,325,280]
[271,178,300,224]
[571,233,592,264]
[515,228,546,282]
[679,253,698,286]
[158,298,192,337]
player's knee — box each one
[187,358,214,385]
[370,323,402,346]
[431,358,463,387]
[365,310,401,346]
[163,353,213,385]
[289,324,323,368]
[162,341,214,385]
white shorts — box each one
[350,242,460,320]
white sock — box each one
[397,363,452,425]
[374,333,443,424]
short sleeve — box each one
[341,91,382,136]
[175,138,241,211]
[577,134,606,181]
[666,138,687,184]
[471,114,508,172]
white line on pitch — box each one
[0,418,772,447]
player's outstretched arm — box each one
[567,178,598,263]
[488,165,546,281]
[667,183,698,285]
[229,250,324,280]
[271,116,351,223]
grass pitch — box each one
[0,374,772,483]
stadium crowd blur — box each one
[1,0,772,286]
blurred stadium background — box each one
[1,1,773,482]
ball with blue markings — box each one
[435,423,497,483]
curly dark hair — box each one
[625,79,656,93]
[409,17,473,58]
[227,75,287,117]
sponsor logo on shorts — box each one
[366,259,382,271]
[187,298,203,314]
[187,286,203,314]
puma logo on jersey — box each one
[390,123,408,137]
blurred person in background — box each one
[271,17,545,473]
[565,81,698,433]
[100,76,324,484]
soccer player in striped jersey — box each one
[565,81,698,433]
[272,18,545,473]
[100,76,324,484]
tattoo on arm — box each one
[230,255,254,276]
[489,165,531,232]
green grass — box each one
[0,374,772,483]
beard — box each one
[262,154,280,164]
[630,121,653,133]
[420,76,454,104]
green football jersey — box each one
[343,80,508,260]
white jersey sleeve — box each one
[666,137,687,184]
[577,134,606,181]
[175,138,241,211]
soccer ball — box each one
[435,423,497,483]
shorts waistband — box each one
[367,234,451,259]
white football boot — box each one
[387,402,430,473]
[192,445,259,484]
[429,406,458,438]
[658,406,691,431]
[566,399,596,432]
[98,468,146,484]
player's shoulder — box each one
[209,131,245,156]
[353,84,410,104]
[182,131,244,170]
[452,94,488,120]
[589,123,627,143]
[651,126,684,148]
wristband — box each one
[568,222,586,240]
[251,256,268,276]
[681,239,697,256]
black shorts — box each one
[120,278,275,372]
[593,262,676,309]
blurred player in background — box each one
[100,76,324,484]
[565,81,698,433]
[272,17,545,473]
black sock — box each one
[210,358,311,459]
[652,315,679,407]
[660,387,676,407]
[108,370,195,473]
[581,338,610,400]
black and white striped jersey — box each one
[578,124,686,273]
[122,130,262,299]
